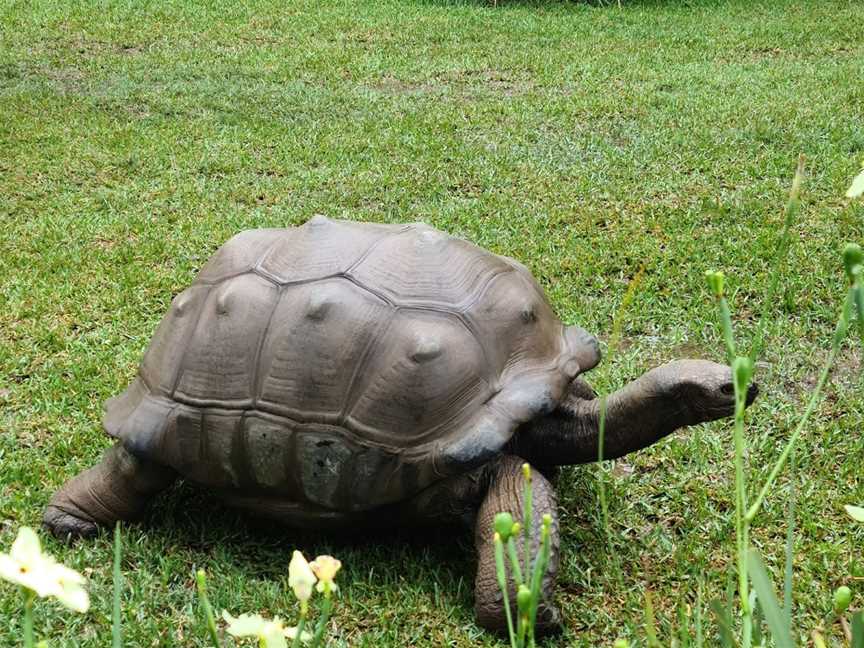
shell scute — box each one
[174,274,279,405]
[346,311,490,444]
[257,279,392,422]
[197,229,284,283]
[257,217,403,284]
[349,226,512,308]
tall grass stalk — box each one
[596,265,645,567]
[195,570,222,648]
[704,160,863,646]
[492,465,553,648]
[745,285,855,524]
[22,591,35,648]
[112,522,122,648]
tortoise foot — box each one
[43,504,100,542]
[475,599,562,637]
[535,602,563,636]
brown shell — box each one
[104,216,599,512]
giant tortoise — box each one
[44,216,755,633]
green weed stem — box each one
[195,570,222,648]
[310,595,333,648]
[494,535,517,648]
[745,286,855,523]
[291,614,307,648]
[113,522,122,648]
[22,590,35,648]
[750,155,805,364]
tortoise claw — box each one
[42,504,100,542]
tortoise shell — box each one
[103,216,599,512]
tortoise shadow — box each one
[130,480,580,644]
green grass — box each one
[1,0,863,644]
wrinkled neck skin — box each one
[508,369,701,467]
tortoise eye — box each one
[720,383,735,396]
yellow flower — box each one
[0,527,89,613]
[288,551,316,604]
[310,555,341,594]
[222,611,311,647]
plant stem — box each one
[750,155,805,364]
[291,614,307,648]
[782,445,797,632]
[506,538,524,587]
[22,589,35,648]
[195,570,222,648]
[719,298,737,364]
[597,395,610,534]
[733,379,751,648]
[745,286,855,523]
[522,464,532,580]
[310,595,333,648]
[494,535,517,648]
[527,521,552,647]
[113,522,123,648]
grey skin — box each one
[44,361,756,634]
[42,218,757,636]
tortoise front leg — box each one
[43,441,176,541]
[473,455,561,635]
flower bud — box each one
[542,514,552,530]
[705,270,725,298]
[833,585,852,615]
[613,640,630,648]
[516,585,532,614]
[494,512,515,541]
[522,463,532,481]
[511,522,522,536]
[843,243,864,283]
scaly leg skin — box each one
[43,441,176,541]
[473,455,561,635]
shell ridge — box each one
[253,233,295,277]
[251,285,286,406]
[344,223,416,275]
[456,266,516,315]
[338,312,397,420]
[456,312,497,388]
[168,285,215,398]
[341,273,396,307]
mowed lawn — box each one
[1,0,863,645]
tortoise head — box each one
[652,359,758,424]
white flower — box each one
[310,555,341,594]
[288,551,316,604]
[845,504,864,522]
[0,527,89,613]
[847,168,864,199]
[222,611,311,647]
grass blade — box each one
[746,549,795,648]
[783,449,797,626]
[852,611,864,648]
[751,591,763,647]
[709,599,737,648]
[678,596,691,648]
[644,590,662,648]
[695,583,704,648]
[195,570,222,648]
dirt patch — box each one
[370,75,430,96]
[368,68,535,98]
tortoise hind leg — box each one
[44,441,176,541]
[473,455,562,635]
